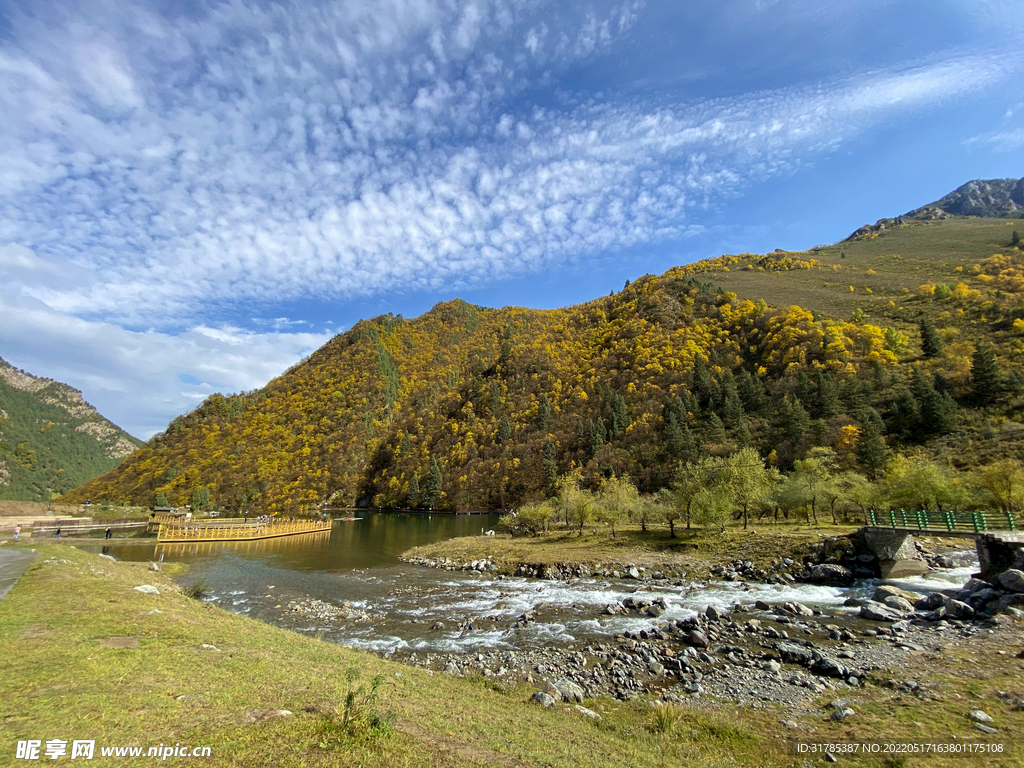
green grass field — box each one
[2,542,1022,767]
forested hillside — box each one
[62,213,1024,514]
[0,358,141,500]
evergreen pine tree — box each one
[407,472,420,508]
[691,356,711,407]
[855,417,888,479]
[422,459,443,509]
[784,398,810,446]
[537,394,551,431]
[497,413,512,444]
[815,371,840,419]
[609,394,629,438]
[971,344,1001,405]
[919,318,943,358]
[541,440,558,492]
[920,389,958,435]
[706,413,727,444]
[155,492,169,507]
[737,368,768,413]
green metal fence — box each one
[866,508,1016,533]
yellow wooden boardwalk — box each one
[157,519,332,543]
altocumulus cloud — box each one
[0,0,1020,435]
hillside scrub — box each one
[62,218,1024,514]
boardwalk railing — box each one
[157,519,332,542]
[866,509,1017,533]
[33,517,142,528]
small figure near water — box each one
[104,527,113,540]
[13,525,20,541]
[53,528,61,539]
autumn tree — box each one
[595,474,638,537]
[976,459,1024,512]
[722,447,778,529]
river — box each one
[88,513,979,658]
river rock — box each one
[808,564,854,586]
[991,593,1024,614]
[626,567,641,580]
[959,578,990,595]
[944,599,975,620]
[148,562,160,572]
[914,592,947,611]
[777,642,814,666]
[882,595,916,613]
[687,629,709,649]
[997,569,1024,593]
[133,585,160,595]
[813,657,848,679]
[705,605,722,622]
[858,601,903,622]
[531,692,556,708]
[872,585,919,603]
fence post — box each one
[899,509,909,528]
[1008,511,1016,531]
[945,511,954,532]
[868,509,877,526]
[889,510,897,528]
[971,512,980,533]
[979,511,988,532]
[916,510,925,530]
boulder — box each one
[574,705,600,720]
[872,585,920,603]
[550,678,584,704]
[777,642,814,666]
[913,592,948,611]
[969,709,994,724]
[859,601,903,622]
[148,562,160,572]
[705,605,722,622]
[813,657,849,679]
[997,569,1024,593]
[882,595,916,613]
[531,692,556,708]
[809,564,854,586]
[944,599,975,620]
[687,630,710,649]
[133,585,160,595]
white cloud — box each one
[0,0,1020,434]
[0,291,331,438]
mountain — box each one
[906,177,1024,219]
[61,199,1024,514]
[0,357,141,501]
[846,177,1024,240]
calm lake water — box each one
[88,513,978,656]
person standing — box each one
[54,527,61,539]
[13,525,20,541]
[104,527,112,540]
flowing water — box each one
[89,514,979,656]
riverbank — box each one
[3,541,1023,766]
[401,524,872,580]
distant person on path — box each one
[13,525,20,540]
[54,528,61,539]
[104,527,113,540]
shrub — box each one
[182,579,209,600]
[649,702,682,734]
[328,667,394,742]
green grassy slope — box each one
[0,358,141,501]
[1,544,1021,767]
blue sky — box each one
[0,0,1022,438]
